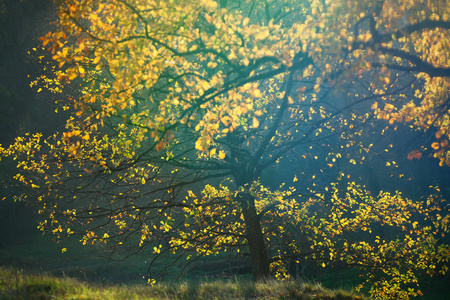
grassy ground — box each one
[2,235,450,299]
[0,234,151,284]
[0,266,368,300]
[0,235,369,299]
[1,221,449,299]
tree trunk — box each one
[238,192,270,280]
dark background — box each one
[0,0,55,245]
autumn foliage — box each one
[1,0,450,298]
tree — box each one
[1,0,450,298]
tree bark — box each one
[238,191,270,280]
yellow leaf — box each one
[68,72,78,81]
[204,13,213,23]
[195,139,205,151]
[218,150,226,160]
[431,142,440,150]
[62,248,67,253]
[252,117,259,128]
[207,61,217,68]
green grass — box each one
[0,234,153,284]
[0,266,368,300]
[1,231,448,299]
[0,233,249,284]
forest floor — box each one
[0,218,449,299]
[0,266,368,300]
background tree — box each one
[0,0,68,249]
[1,0,449,298]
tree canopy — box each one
[1,0,450,298]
